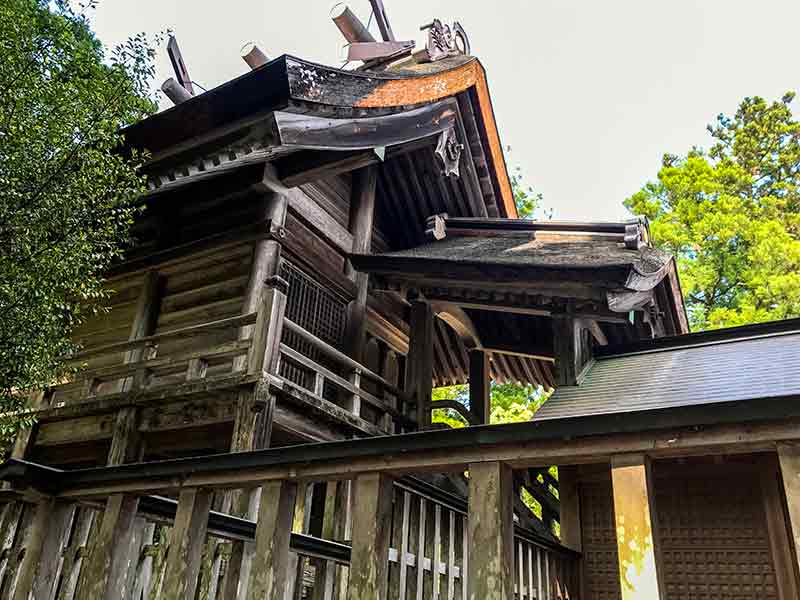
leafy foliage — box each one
[625,93,800,329]
[0,0,160,445]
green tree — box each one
[0,0,159,445]
[626,93,800,330]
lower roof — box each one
[534,318,800,421]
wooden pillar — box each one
[75,493,139,600]
[776,442,800,582]
[223,186,290,600]
[347,473,394,600]
[761,461,800,600]
[467,461,514,600]
[162,488,213,600]
[405,301,434,429]
[610,455,663,600]
[343,166,378,416]
[245,480,298,600]
[468,349,490,425]
[558,466,582,553]
[553,316,590,387]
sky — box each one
[88,0,800,220]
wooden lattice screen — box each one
[278,259,348,393]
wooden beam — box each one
[276,150,379,188]
[467,461,514,599]
[368,0,395,41]
[161,488,212,599]
[777,442,800,582]
[610,455,663,600]
[469,350,490,425]
[244,480,297,600]
[405,301,434,429]
[347,472,394,600]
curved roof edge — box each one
[123,54,516,218]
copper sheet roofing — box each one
[534,318,800,421]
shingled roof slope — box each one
[534,321,800,421]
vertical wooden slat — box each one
[610,455,663,600]
[132,522,156,600]
[162,488,213,600]
[245,480,298,600]
[536,548,543,600]
[433,504,442,600]
[460,514,468,600]
[467,461,514,600]
[415,497,427,600]
[347,473,394,600]
[526,545,534,600]
[399,492,411,599]
[447,510,456,600]
[56,508,96,600]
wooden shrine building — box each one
[2,6,800,600]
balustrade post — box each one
[347,472,394,600]
[162,488,213,600]
[245,480,298,600]
[467,461,514,600]
[75,494,139,600]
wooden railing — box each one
[0,475,578,600]
[49,312,258,405]
[275,317,416,433]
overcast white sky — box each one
[89,0,799,220]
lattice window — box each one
[278,259,348,393]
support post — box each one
[245,480,298,600]
[347,473,394,600]
[405,301,434,429]
[610,455,663,600]
[162,488,213,600]
[223,186,289,600]
[467,461,514,600]
[343,166,378,413]
[558,465,582,554]
[552,315,590,387]
[468,349,490,425]
[761,461,800,600]
[776,442,800,582]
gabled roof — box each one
[534,318,800,421]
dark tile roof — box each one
[534,322,800,421]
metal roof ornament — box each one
[416,19,470,63]
[435,128,464,178]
